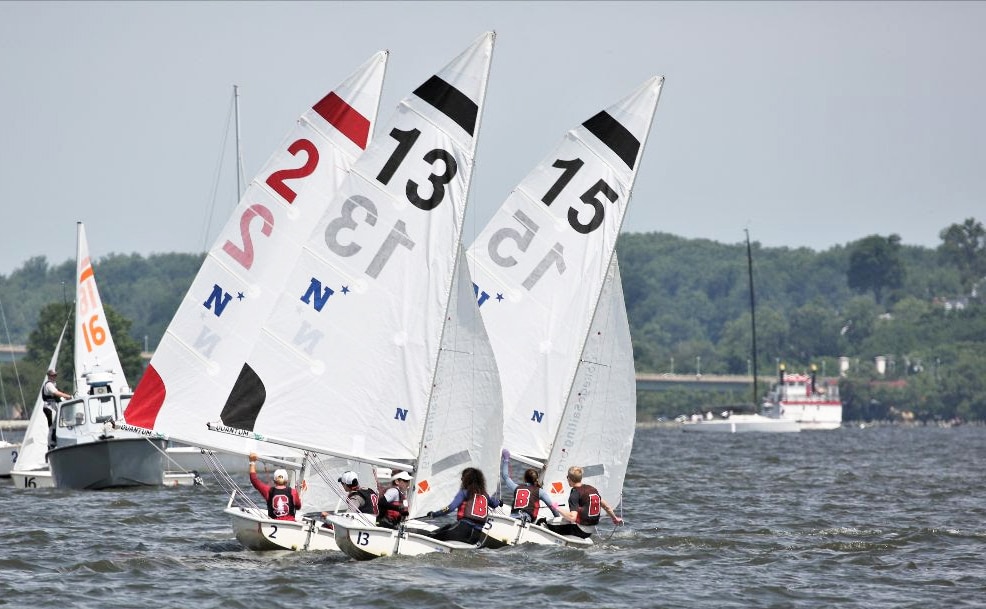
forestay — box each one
[467,77,663,504]
[124,53,389,463]
[235,32,500,508]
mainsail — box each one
[236,32,501,514]
[124,52,389,460]
[74,222,129,394]
[467,76,663,504]
[13,320,68,473]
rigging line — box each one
[199,89,238,253]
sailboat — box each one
[201,32,500,560]
[43,223,169,489]
[681,230,800,433]
[123,52,389,551]
[467,77,664,547]
[9,320,68,487]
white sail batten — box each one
[74,222,129,395]
[466,76,662,486]
[124,53,389,460]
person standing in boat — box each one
[544,465,623,539]
[248,453,301,521]
[377,470,411,529]
[499,449,562,523]
[424,467,502,544]
[41,368,71,449]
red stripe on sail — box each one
[312,92,370,149]
[125,363,167,428]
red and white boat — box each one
[761,366,843,431]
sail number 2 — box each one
[222,138,320,270]
[323,127,458,278]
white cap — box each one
[273,469,288,481]
[391,471,412,482]
[339,471,358,486]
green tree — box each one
[847,234,905,305]
[938,218,986,294]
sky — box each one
[1,1,984,276]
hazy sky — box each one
[2,1,983,276]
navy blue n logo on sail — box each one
[582,111,640,169]
[414,76,478,135]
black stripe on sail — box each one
[413,75,477,135]
[219,362,266,431]
[582,111,640,169]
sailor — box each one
[41,368,71,449]
[248,453,301,521]
[499,449,561,523]
[424,467,502,544]
[377,470,411,529]
[338,470,379,515]
[544,466,623,539]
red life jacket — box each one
[456,493,490,525]
[379,488,408,522]
[267,486,296,520]
[573,484,601,526]
[512,483,540,520]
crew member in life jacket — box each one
[248,452,301,521]
[545,465,623,539]
[337,470,379,516]
[499,449,561,523]
[377,470,412,529]
[424,467,502,544]
[41,369,71,449]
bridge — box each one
[2,344,765,393]
[635,372,767,392]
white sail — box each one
[240,32,497,486]
[410,245,502,517]
[13,321,68,472]
[74,222,129,394]
[124,52,389,461]
[467,77,662,487]
[541,257,636,504]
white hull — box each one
[681,414,801,433]
[12,466,199,489]
[327,514,476,560]
[10,468,54,488]
[482,513,593,548]
[0,441,19,476]
[772,403,843,430]
[225,507,339,552]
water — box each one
[1,425,984,609]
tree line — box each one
[2,218,984,422]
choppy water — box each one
[1,425,984,609]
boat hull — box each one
[0,441,19,477]
[47,437,167,489]
[483,513,594,547]
[681,414,801,433]
[327,514,476,560]
[10,468,54,488]
[225,505,339,552]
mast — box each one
[233,84,244,201]
[746,229,759,408]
